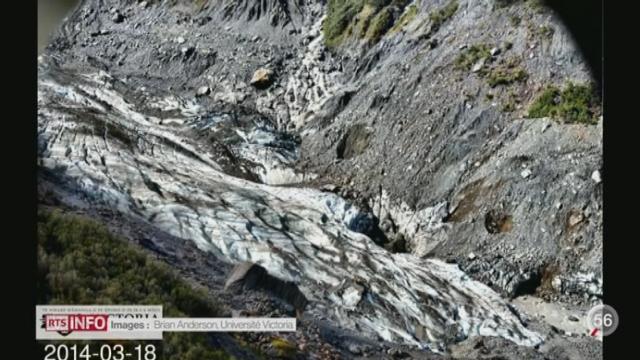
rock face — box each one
[38,0,602,357]
[297,1,603,304]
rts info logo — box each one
[44,314,109,334]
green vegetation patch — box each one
[323,0,414,48]
[527,83,600,124]
[537,25,555,39]
[366,7,394,41]
[527,22,555,41]
[485,66,527,87]
[354,4,377,37]
[389,4,418,33]
[501,91,521,112]
[429,0,459,30]
[527,0,547,12]
[323,0,366,48]
[37,209,232,360]
[482,57,528,87]
[271,337,297,358]
[455,46,527,91]
[455,44,491,70]
[509,14,521,26]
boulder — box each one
[250,68,274,89]
[196,86,211,97]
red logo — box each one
[44,314,109,333]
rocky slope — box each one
[38,0,602,358]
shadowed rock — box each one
[225,262,308,313]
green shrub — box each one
[485,66,528,87]
[354,4,376,37]
[502,101,516,112]
[389,4,418,33]
[509,15,521,26]
[37,209,232,359]
[483,57,528,87]
[366,0,393,9]
[527,0,546,12]
[455,44,491,70]
[527,83,600,124]
[323,0,366,48]
[323,0,414,47]
[527,86,559,117]
[429,0,459,29]
[366,7,394,41]
[456,48,527,88]
[271,337,297,358]
[501,91,520,112]
[538,25,555,39]
[527,23,555,41]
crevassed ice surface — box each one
[37,65,543,352]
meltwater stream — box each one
[37,63,543,352]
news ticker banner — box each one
[36,305,297,340]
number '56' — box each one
[593,313,614,327]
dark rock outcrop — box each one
[225,262,308,313]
